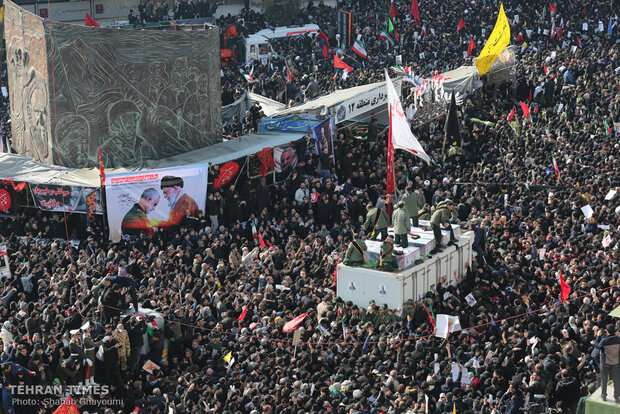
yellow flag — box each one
[453,402,457,414]
[223,351,232,364]
[475,3,510,75]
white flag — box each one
[385,70,430,164]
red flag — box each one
[456,17,465,33]
[98,147,105,186]
[520,101,530,118]
[543,62,548,75]
[238,304,249,322]
[467,37,475,56]
[548,2,556,13]
[286,63,293,83]
[53,395,80,414]
[528,88,532,103]
[317,31,330,47]
[507,106,515,121]
[257,148,275,177]
[322,44,330,58]
[559,271,571,302]
[257,231,266,248]
[557,24,563,40]
[2,179,26,192]
[84,13,100,27]
[411,0,421,25]
[421,25,427,40]
[576,36,581,48]
[386,106,395,195]
[421,303,435,329]
[582,5,585,15]
[282,312,309,333]
[333,55,353,72]
[389,2,399,18]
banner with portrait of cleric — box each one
[312,117,335,165]
[104,164,208,241]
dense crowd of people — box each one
[1,0,619,413]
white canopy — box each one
[272,80,402,124]
[0,132,303,188]
[441,65,480,95]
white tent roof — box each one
[272,80,394,121]
[0,132,302,188]
[441,65,480,95]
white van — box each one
[245,24,320,62]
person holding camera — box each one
[595,324,620,402]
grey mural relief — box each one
[4,0,222,169]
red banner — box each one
[214,161,239,190]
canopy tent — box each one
[441,65,481,96]
[0,132,304,188]
[271,80,402,125]
[222,91,286,121]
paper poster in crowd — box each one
[605,190,617,201]
[273,146,298,173]
[580,204,593,218]
[142,359,160,374]
[435,314,461,339]
[0,243,10,279]
[465,293,477,307]
[104,164,207,241]
[30,184,102,214]
[312,117,335,164]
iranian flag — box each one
[251,219,259,243]
[391,65,406,75]
[239,68,259,84]
[352,37,368,58]
[380,30,395,46]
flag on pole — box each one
[467,37,476,55]
[604,119,611,136]
[251,219,259,243]
[456,17,465,33]
[391,65,406,75]
[389,2,399,18]
[239,68,259,84]
[422,302,435,328]
[380,30,396,46]
[443,93,461,158]
[283,312,309,333]
[576,36,581,48]
[286,63,293,83]
[385,69,431,164]
[519,101,530,118]
[223,351,232,364]
[257,231,267,248]
[548,2,556,13]
[334,55,353,72]
[53,395,80,414]
[475,4,510,75]
[421,25,427,39]
[559,271,570,302]
[388,17,400,42]
[507,105,515,121]
[352,37,368,58]
[411,0,421,25]
[317,31,330,47]
[238,304,249,322]
[543,62,548,74]
[609,17,613,37]
[552,154,561,181]
[582,5,586,15]
[84,13,100,27]
[98,147,105,187]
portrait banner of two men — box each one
[104,164,207,241]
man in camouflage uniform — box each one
[377,235,398,272]
[113,323,131,372]
[392,201,411,248]
[430,200,456,254]
[401,185,424,227]
[343,233,367,266]
[364,203,389,241]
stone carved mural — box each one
[4,0,222,168]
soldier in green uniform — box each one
[343,233,367,266]
[392,201,411,248]
[377,235,398,272]
[401,185,424,227]
[430,200,456,254]
[364,203,389,241]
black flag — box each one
[442,93,461,159]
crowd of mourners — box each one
[1,0,620,413]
